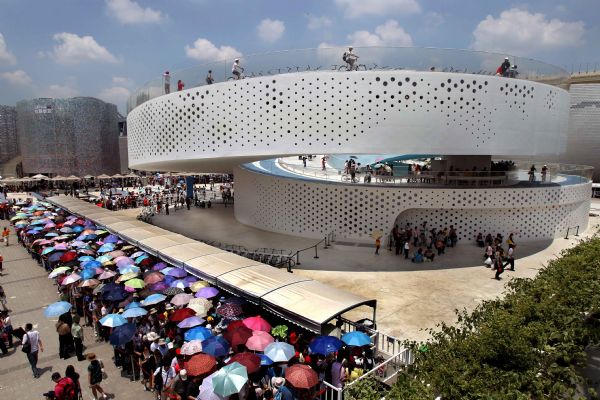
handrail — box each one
[345,347,414,388]
[565,225,580,239]
[288,231,335,271]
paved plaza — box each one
[151,200,600,341]
[0,217,155,400]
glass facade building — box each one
[16,97,120,177]
[0,105,18,164]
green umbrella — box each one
[48,266,71,279]
[212,362,248,398]
[124,278,146,289]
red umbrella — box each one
[143,272,164,285]
[227,352,261,374]
[170,307,196,322]
[285,364,319,389]
[184,353,216,376]
[60,251,78,263]
[223,325,252,347]
[226,320,246,332]
[243,316,271,332]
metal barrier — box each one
[565,225,580,239]
[289,231,335,271]
[345,347,414,387]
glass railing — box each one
[127,47,569,113]
[245,158,591,188]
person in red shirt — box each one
[177,80,184,91]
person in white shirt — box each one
[503,245,515,271]
[22,322,44,378]
[344,47,359,70]
[232,59,244,80]
[163,71,171,94]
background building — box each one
[0,105,19,177]
[16,97,121,177]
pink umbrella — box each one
[39,239,54,245]
[171,293,193,306]
[98,270,116,280]
[62,273,81,285]
[54,243,68,250]
[116,258,135,268]
[243,316,271,332]
[44,223,56,229]
[246,331,274,351]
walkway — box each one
[0,211,154,399]
[150,200,600,342]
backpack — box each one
[342,52,347,62]
[56,377,77,400]
[90,360,102,384]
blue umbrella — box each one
[27,229,40,234]
[122,307,148,318]
[96,255,113,263]
[41,247,55,255]
[142,293,167,306]
[258,354,273,366]
[97,243,115,253]
[201,336,230,357]
[162,275,176,285]
[100,313,127,327]
[341,331,371,347]
[104,234,119,243]
[72,226,84,233]
[178,316,206,329]
[170,279,189,289]
[109,323,136,345]
[60,227,74,233]
[119,265,140,275]
[44,301,72,318]
[78,256,94,262]
[125,301,143,310]
[82,260,102,269]
[131,251,146,258]
[48,252,65,263]
[82,234,98,242]
[185,326,213,342]
[81,269,96,280]
[103,287,128,302]
[45,232,59,237]
[309,336,344,355]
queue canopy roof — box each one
[46,196,376,333]
[96,174,111,180]
[51,175,66,181]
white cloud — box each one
[347,20,413,46]
[112,76,133,86]
[185,38,242,61]
[51,33,119,65]
[307,15,333,30]
[0,33,16,65]
[40,84,79,98]
[1,70,32,86]
[98,86,131,111]
[472,8,585,55]
[335,0,420,18]
[424,12,444,29]
[106,0,165,25]
[257,19,285,43]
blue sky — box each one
[0,0,598,113]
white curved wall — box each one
[127,71,569,172]
[234,166,591,242]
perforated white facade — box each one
[234,166,591,241]
[127,71,569,172]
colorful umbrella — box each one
[143,272,164,285]
[104,234,119,243]
[79,278,100,288]
[109,323,136,346]
[184,326,213,342]
[184,353,217,376]
[195,287,219,299]
[122,307,148,318]
[142,293,167,306]
[190,280,210,292]
[108,250,126,258]
[48,266,71,279]
[59,251,77,262]
[96,255,113,263]
[223,325,252,347]
[166,268,187,278]
[243,316,271,332]
[98,270,116,280]
[227,353,261,374]
[100,313,127,327]
[97,243,115,253]
[170,279,189,289]
[180,340,203,356]
[118,265,141,275]
[258,354,273,366]
[211,362,248,398]
[150,281,169,291]
[198,372,221,400]
[44,301,72,317]
[80,269,96,280]
[163,287,184,296]
[177,316,205,329]
[82,260,102,269]
[201,336,230,357]
[131,251,146,258]
[61,273,81,285]
[125,301,143,310]
[264,342,295,363]
[117,272,139,283]
[41,247,56,255]
[217,303,243,318]
[285,364,319,389]
[187,298,211,316]
[309,336,344,355]
[341,331,371,347]
[152,262,168,271]
[245,331,274,351]
[116,257,135,268]
[78,255,94,262]
[125,278,146,289]
[170,308,196,322]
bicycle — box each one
[227,68,245,81]
[338,62,367,71]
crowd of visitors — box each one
[390,222,458,263]
[477,232,517,280]
[0,198,377,399]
